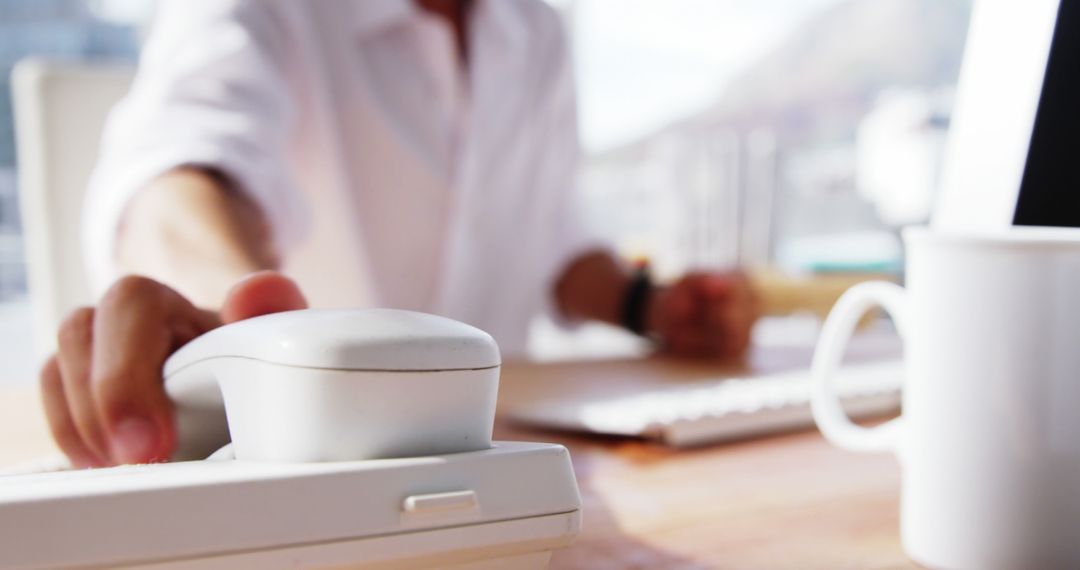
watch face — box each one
[1014,0,1080,227]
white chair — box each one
[11,58,134,356]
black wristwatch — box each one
[621,262,653,336]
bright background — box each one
[0,0,973,382]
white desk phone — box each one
[0,309,582,569]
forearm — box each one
[116,167,278,309]
[553,250,632,327]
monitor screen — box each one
[1013,0,1080,227]
[933,0,1073,230]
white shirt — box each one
[84,0,598,355]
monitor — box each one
[934,0,1080,230]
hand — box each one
[647,271,759,359]
[40,271,307,467]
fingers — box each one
[42,276,221,466]
[221,270,308,323]
[90,276,208,464]
[688,273,735,300]
[55,306,116,462]
[93,271,304,463]
[665,324,746,358]
[43,271,310,467]
[40,357,104,468]
[656,271,758,359]
[664,331,745,359]
[665,329,724,357]
[704,294,755,349]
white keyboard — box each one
[508,360,903,447]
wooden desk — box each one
[0,347,914,569]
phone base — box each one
[139,512,577,570]
[0,442,581,569]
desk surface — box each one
[0,346,914,569]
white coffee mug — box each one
[811,226,1080,569]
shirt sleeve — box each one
[530,5,611,326]
[82,0,309,295]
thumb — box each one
[220,271,308,324]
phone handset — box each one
[162,308,501,462]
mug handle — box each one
[810,281,908,453]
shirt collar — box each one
[353,0,525,46]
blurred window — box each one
[0,0,140,383]
[556,0,972,278]
[0,0,140,302]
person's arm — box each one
[83,0,306,304]
[554,251,759,359]
[551,250,627,326]
[42,1,310,469]
[116,167,278,308]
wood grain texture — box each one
[495,344,914,569]
[0,345,915,569]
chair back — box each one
[11,58,133,354]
